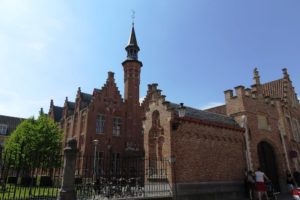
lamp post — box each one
[93,139,99,180]
[178,103,186,118]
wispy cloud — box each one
[0,89,48,118]
[139,96,145,104]
[200,102,224,110]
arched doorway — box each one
[257,141,280,191]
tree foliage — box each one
[3,113,63,169]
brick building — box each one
[48,24,300,199]
[142,68,300,199]
[48,25,144,161]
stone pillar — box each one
[57,138,78,200]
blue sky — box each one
[1,0,300,118]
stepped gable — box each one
[169,103,241,129]
[93,72,123,104]
[142,83,242,131]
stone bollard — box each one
[57,138,78,200]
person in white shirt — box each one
[255,167,269,200]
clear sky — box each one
[1,0,300,118]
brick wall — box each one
[172,123,245,183]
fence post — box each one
[57,138,78,200]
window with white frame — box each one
[0,124,8,135]
[113,117,121,136]
[96,114,105,134]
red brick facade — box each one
[48,25,300,198]
[48,26,144,160]
[142,68,300,196]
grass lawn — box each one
[0,184,59,199]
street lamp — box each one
[93,139,99,180]
[178,103,186,118]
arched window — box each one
[152,110,160,127]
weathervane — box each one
[131,10,135,26]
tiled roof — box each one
[169,103,240,128]
[261,79,285,99]
[0,115,25,136]
[205,105,227,115]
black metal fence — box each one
[0,151,173,200]
[75,155,172,200]
[0,151,62,200]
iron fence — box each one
[0,151,173,200]
[75,156,172,200]
[0,151,62,200]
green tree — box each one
[3,113,63,169]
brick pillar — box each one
[57,138,78,200]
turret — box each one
[122,23,142,104]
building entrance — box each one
[257,141,280,191]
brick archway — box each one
[257,141,280,191]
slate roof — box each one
[0,115,25,136]
[52,106,63,122]
[81,92,92,103]
[169,103,240,128]
[127,26,139,48]
[261,79,285,99]
[67,101,75,110]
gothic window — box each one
[152,110,160,127]
[96,114,105,134]
[113,117,121,136]
[0,124,7,135]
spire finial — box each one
[282,68,289,79]
[253,67,260,85]
[131,10,135,26]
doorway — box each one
[257,141,280,191]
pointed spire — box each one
[127,26,139,48]
[253,67,261,85]
[125,24,140,60]
[50,99,54,107]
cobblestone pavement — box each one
[277,193,294,200]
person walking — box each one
[247,170,256,200]
[255,167,269,200]
[293,168,300,187]
[287,172,295,192]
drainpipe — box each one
[278,121,291,173]
[242,115,253,171]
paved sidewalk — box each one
[277,193,294,200]
[273,191,296,200]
